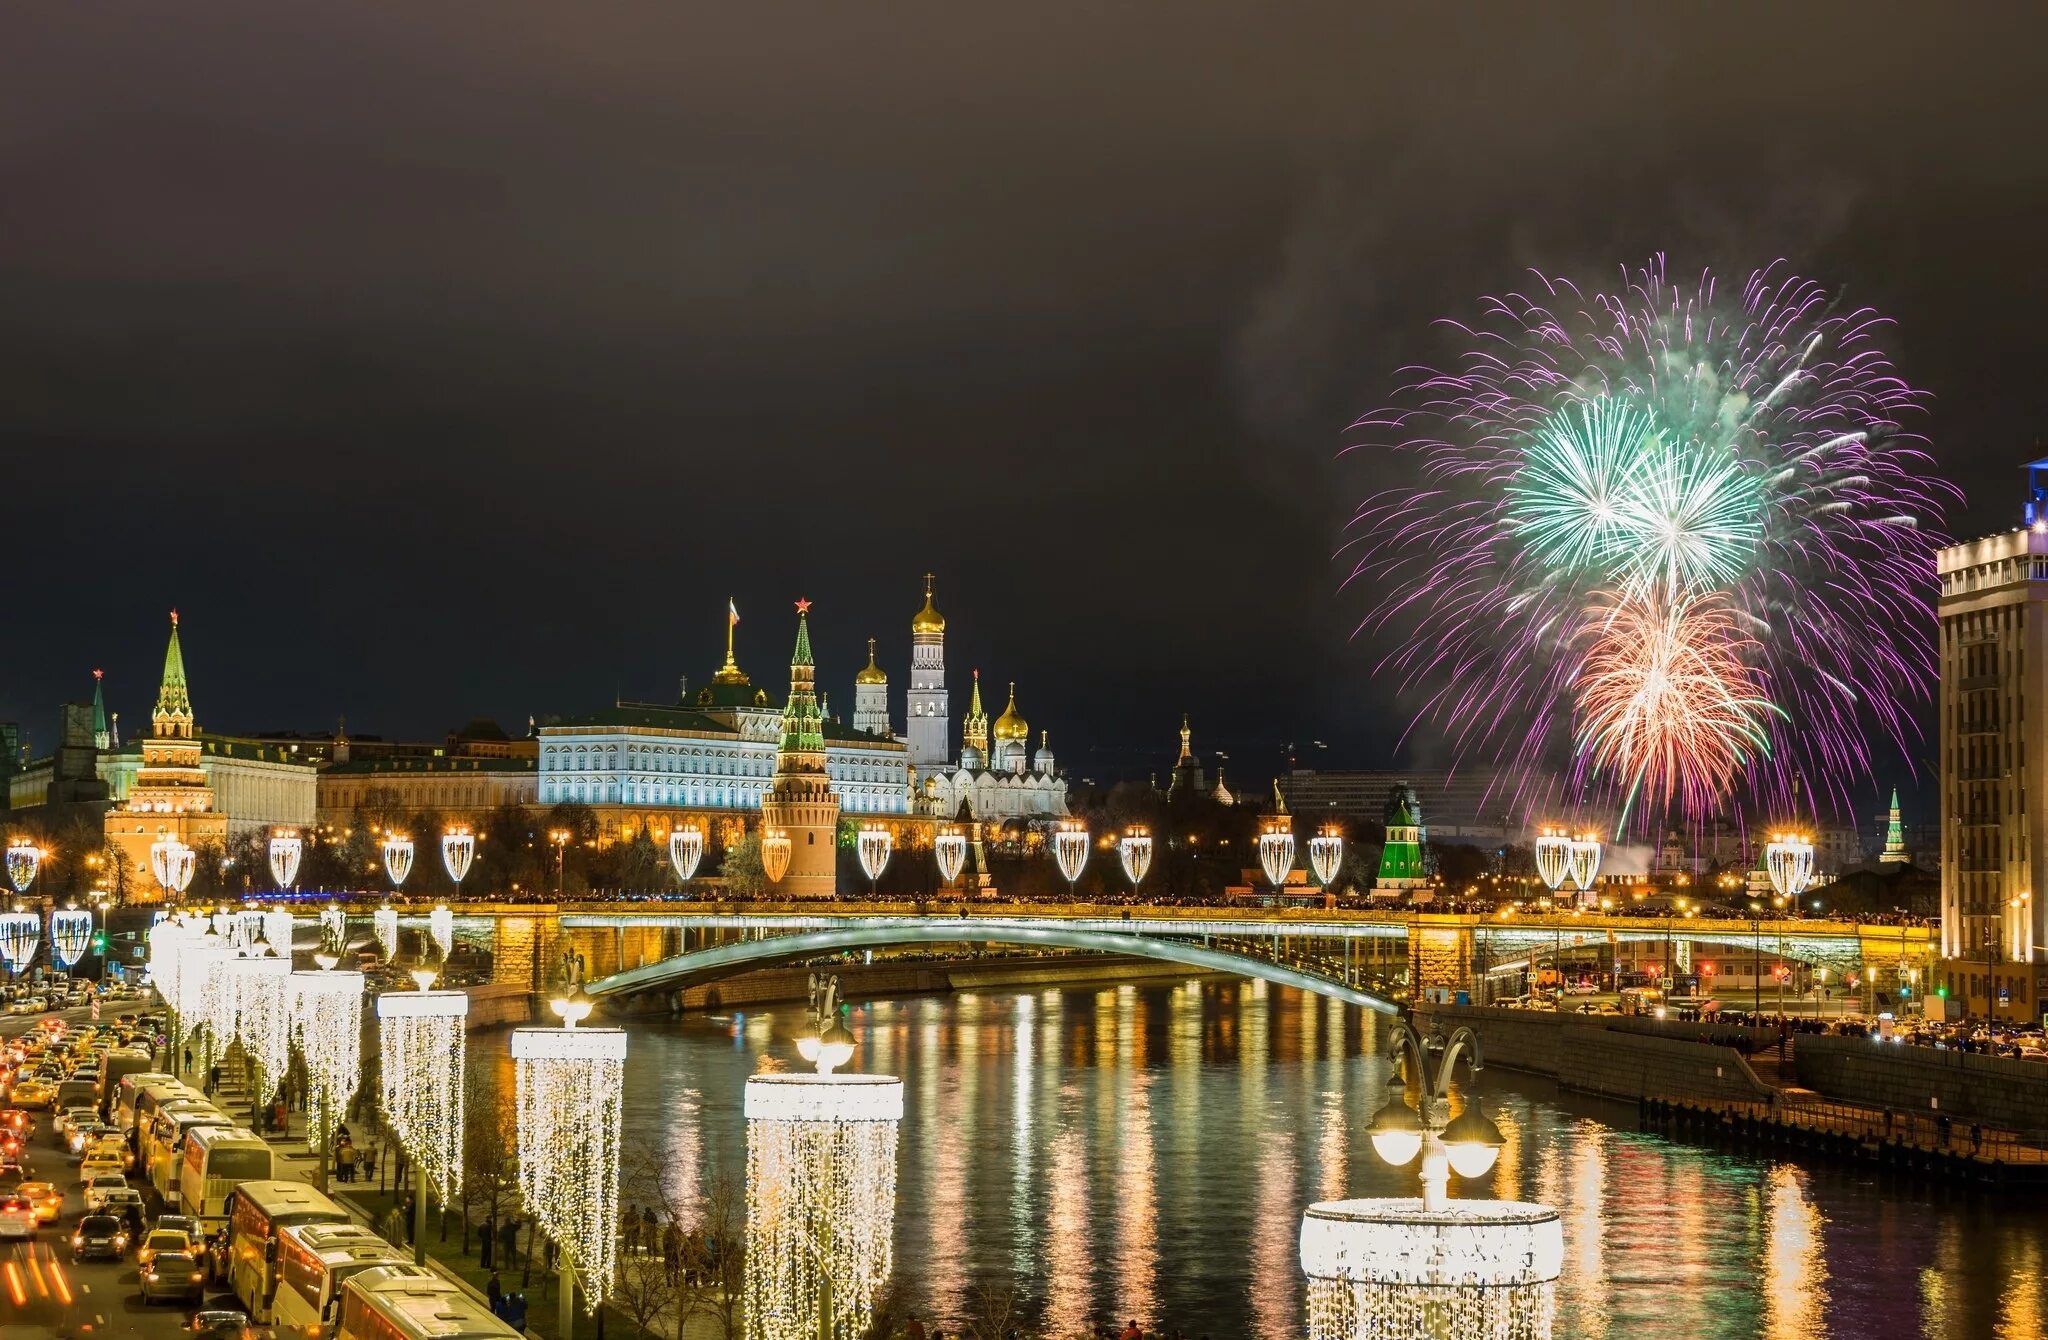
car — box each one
[55,1106,96,1140]
[140,1250,207,1305]
[99,1187,146,1222]
[0,1195,34,1239]
[0,1109,30,1135]
[137,1226,195,1268]
[5,997,43,1016]
[0,1132,25,1163]
[69,1213,127,1261]
[67,1121,119,1157]
[189,1308,254,1339]
[82,1135,130,1169]
[81,1172,128,1213]
[17,1181,62,1224]
[11,1080,55,1109]
[0,1162,31,1189]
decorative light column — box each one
[670,824,704,888]
[289,920,364,1187]
[383,833,415,890]
[1052,820,1089,894]
[5,840,44,897]
[378,964,468,1265]
[50,909,93,974]
[226,950,292,1112]
[429,905,455,961]
[1764,832,1815,902]
[1118,826,1153,889]
[513,994,625,1336]
[182,931,237,1074]
[933,827,966,891]
[856,824,893,896]
[0,912,41,982]
[441,827,474,897]
[1532,829,1571,900]
[1310,825,1345,892]
[745,1013,903,1340]
[150,836,197,902]
[264,908,295,962]
[1302,1015,1559,1340]
[269,830,304,892]
[373,906,399,962]
[762,828,794,886]
[1565,833,1603,899]
[1259,818,1296,897]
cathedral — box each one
[855,577,1068,822]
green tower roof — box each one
[90,669,108,737]
[155,610,192,722]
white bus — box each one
[177,1126,275,1226]
[121,1076,199,1136]
[274,1225,418,1335]
[145,1100,232,1199]
[337,1266,520,1340]
[227,1181,351,1324]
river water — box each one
[480,979,2048,1339]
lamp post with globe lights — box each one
[1118,826,1153,891]
[1052,820,1089,896]
[856,824,893,897]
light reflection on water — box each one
[477,979,2048,1338]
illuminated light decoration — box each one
[668,825,704,884]
[1052,820,1089,889]
[225,953,292,1109]
[1259,820,1296,893]
[512,1019,626,1312]
[377,989,469,1212]
[441,828,475,889]
[856,824,893,888]
[211,910,237,940]
[1765,832,1815,900]
[50,910,93,970]
[5,841,43,895]
[146,917,192,1017]
[1348,258,1957,830]
[1118,827,1154,887]
[1533,830,1572,892]
[320,904,348,953]
[383,834,414,889]
[268,831,304,890]
[429,905,454,961]
[264,908,295,959]
[1566,834,1603,892]
[744,1073,904,1340]
[0,913,40,973]
[1309,826,1345,889]
[372,906,399,961]
[183,935,238,1072]
[288,965,365,1168]
[933,827,966,885]
[1573,593,1781,826]
[1299,1199,1563,1340]
[150,837,197,899]
[762,828,793,885]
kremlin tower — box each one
[107,611,226,893]
[961,670,990,765]
[853,638,891,738]
[906,575,950,771]
[760,599,841,899]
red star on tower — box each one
[794,597,812,615]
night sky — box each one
[4,4,2046,796]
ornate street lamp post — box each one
[1118,826,1153,890]
[1052,820,1089,895]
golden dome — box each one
[993,682,1029,740]
[855,637,888,685]
[911,573,946,634]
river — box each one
[479,978,2048,1339]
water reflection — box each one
[474,979,2048,1338]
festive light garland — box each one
[1299,1199,1562,1340]
[0,912,40,972]
[441,829,474,887]
[1052,820,1088,887]
[5,841,43,895]
[1765,833,1815,900]
[669,826,704,883]
[383,834,414,889]
[512,1024,625,1309]
[264,908,295,960]
[226,953,292,1106]
[1309,829,1345,888]
[50,910,93,970]
[745,1073,904,1340]
[1259,822,1296,892]
[933,829,966,884]
[1118,827,1153,886]
[428,905,454,960]
[856,825,892,885]
[377,989,468,1206]
[373,906,399,961]
[1566,836,1603,891]
[149,837,196,898]
[269,831,303,890]
[1532,831,1572,892]
[289,966,365,1160]
[320,904,347,952]
[183,936,238,1071]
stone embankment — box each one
[1415,1004,1773,1104]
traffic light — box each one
[91,931,107,955]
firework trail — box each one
[1343,256,1956,828]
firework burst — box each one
[1344,256,1955,826]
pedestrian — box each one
[361,1144,377,1183]
[641,1203,658,1248]
[487,1270,503,1312]
[663,1217,683,1287]
[1122,1320,1143,1340]
[208,1062,222,1095]
[182,1045,193,1073]
[622,1203,641,1255]
[908,1315,926,1340]
[499,1216,521,1271]
[1971,1122,1984,1154]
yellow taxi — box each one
[10,1080,55,1110]
[15,1182,61,1225]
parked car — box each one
[140,1250,207,1305]
[69,1213,128,1261]
[0,1195,35,1240]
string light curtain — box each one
[373,906,399,961]
[183,935,238,1071]
[1300,1200,1562,1340]
[289,965,365,1161]
[226,953,292,1107]
[744,1073,904,1340]
[512,1024,626,1310]
[376,989,469,1207]
[264,909,295,961]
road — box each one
[0,997,248,1340]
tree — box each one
[720,833,769,900]
[678,1166,747,1340]
[462,1074,523,1264]
[962,1278,1021,1340]
[612,1143,681,1339]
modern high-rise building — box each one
[905,576,949,771]
[1934,461,2048,1019]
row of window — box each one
[537,778,907,813]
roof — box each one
[322,755,536,776]
[542,701,906,751]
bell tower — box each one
[906,575,949,771]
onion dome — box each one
[912,573,946,634]
[856,637,887,685]
[993,682,1029,741]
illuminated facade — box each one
[105,613,227,886]
[921,673,1067,822]
[904,576,949,770]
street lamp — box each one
[1118,826,1153,889]
[549,828,571,897]
[440,827,474,895]
[5,840,44,896]
[933,826,967,890]
[669,824,704,887]
[762,828,793,886]
[1308,824,1344,892]
[1051,820,1089,894]
[1259,818,1295,898]
[268,830,303,892]
[1365,1016,1507,1210]
[856,824,893,895]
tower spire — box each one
[1880,786,1909,865]
[155,609,194,736]
[91,669,109,750]
[1178,713,1192,762]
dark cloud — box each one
[1,2,2043,793]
